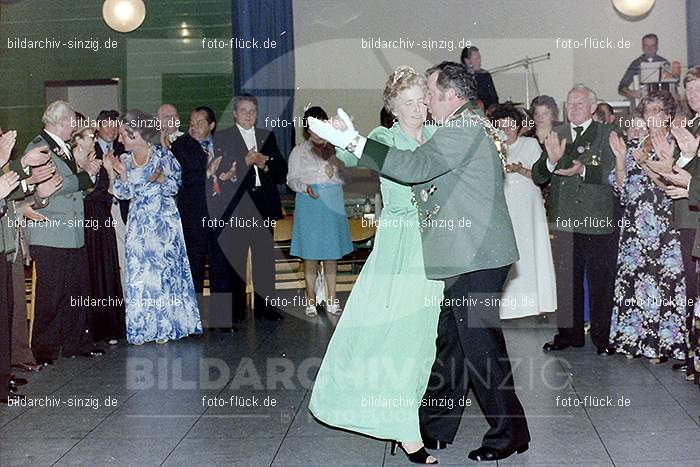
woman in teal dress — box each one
[309,66,444,464]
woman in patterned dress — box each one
[608,91,687,362]
[108,109,202,345]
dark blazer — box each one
[212,125,286,222]
[475,70,499,109]
[532,121,617,235]
[171,134,210,227]
[673,117,700,230]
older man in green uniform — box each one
[309,62,530,463]
[532,85,618,355]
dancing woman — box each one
[309,66,443,464]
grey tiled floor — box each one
[2,308,700,466]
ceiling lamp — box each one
[612,0,656,18]
[102,0,146,33]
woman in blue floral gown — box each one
[607,91,687,361]
[107,110,202,345]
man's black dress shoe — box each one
[9,376,27,386]
[262,310,285,321]
[35,357,55,366]
[468,444,529,461]
[82,348,105,358]
[672,363,688,372]
[543,340,583,352]
[212,326,239,333]
[422,437,450,450]
[597,347,616,356]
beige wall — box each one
[291,0,686,136]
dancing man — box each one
[309,61,530,462]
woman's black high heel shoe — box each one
[390,441,438,464]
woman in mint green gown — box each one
[309,67,444,463]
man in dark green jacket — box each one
[650,66,700,381]
[309,62,530,463]
[531,85,618,354]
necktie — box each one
[573,126,584,144]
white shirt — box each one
[45,129,72,160]
[237,123,261,186]
[96,137,112,156]
[286,140,344,193]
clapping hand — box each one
[107,153,127,179]
[544,131,567,166]
[149,167,165,184]
[21,145,51,167]
[664,185,689,199]
[80,151,102,177]
[25,160,55,185]
[506,161,525,175]
[644,130,677,176]
[0,130,17,166]
[20,201,48,222]
[102,150,114,172]
[0,171,20,198]
[608,132,627,162]
[670,119,700,157]
[219,161,238,181]
[554,159,584,177]
[35,173,63,199]
[662,165,692,188]
[207,155,223,178]
[308,108,359,150]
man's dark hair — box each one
[642,33,658,45]
[234,93,258,111]
[96,109,120,122]
[426,61,477,101]
[460,45,479,63]
[193,106,217,133]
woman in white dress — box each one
[492,104,557,319]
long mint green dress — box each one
[309,124,444,442]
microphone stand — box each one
[489,53,551,105]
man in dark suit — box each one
[532,85,618,355]
[0,130,61,402]
[94,110,128,289]
[212,94,287,322]
[461,46,499,111]
[171,106,216,296]
[650,66,700,380]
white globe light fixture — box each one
[612,0,656,18]
[102,0,146,33]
